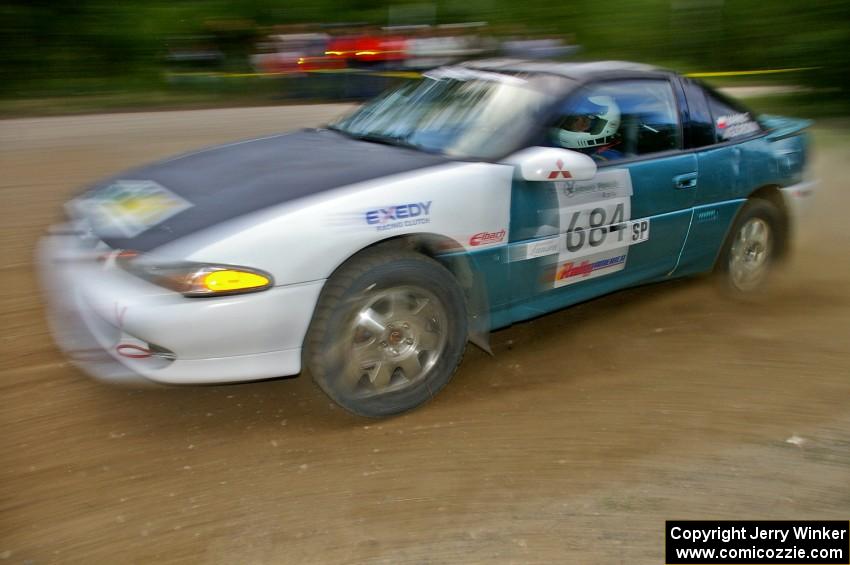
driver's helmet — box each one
[557,95,621,149]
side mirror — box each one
[503,147,597,182]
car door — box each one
[674,78,767,275]
[506,77,697,321]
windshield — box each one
[330,70,565,160]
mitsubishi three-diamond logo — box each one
[547,159,573,179]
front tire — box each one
[305,248,467,418]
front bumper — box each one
[780,179,817,222]
[37,229,323,385]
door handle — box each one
[673,172,698,190]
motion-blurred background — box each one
[1,0,849,117]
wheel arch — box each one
[319,232,493,353]
[713,184,791,272]
[746,184,791,259]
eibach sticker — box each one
[469,229,506,247]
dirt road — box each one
[2,106,849,564]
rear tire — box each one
[305,248,467,418]
[715,198,785,296]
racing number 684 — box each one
[565,204,649,252]
[565,203,621,252]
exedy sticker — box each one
[365,201,432,231]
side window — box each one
[703,85,762,142]
[681,79,715,148]
[549,79,681,162]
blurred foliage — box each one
[740,92,850,120]
[0,0,848,108]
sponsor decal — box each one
[507,235,560,262]
[79,180,193,238]
[548,159,573,180]
[550,169,642,288]
[556,254,626,283]
[510,169,650,269]
[527,237,560,258]
[365,201,432,231]
[716,112,760,139]
[559,204,650,260]
[557,179,621,200]
[469,229,506,247]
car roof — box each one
[459,58,664,80]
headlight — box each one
[117,252,273,297]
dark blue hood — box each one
[89,129,448,251]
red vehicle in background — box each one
[252,33,347,74]
[350,33,408,65]
[251,24,506,76]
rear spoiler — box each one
[758,114,813,142]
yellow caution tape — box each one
[685,67,818,78]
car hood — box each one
[75,129,449,252]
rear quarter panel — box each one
[676,126,810,275]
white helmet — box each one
[557,95,621,149]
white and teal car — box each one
[39,60,814,417]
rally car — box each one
[39,60,814,417]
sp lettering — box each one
[631,219,649,242]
